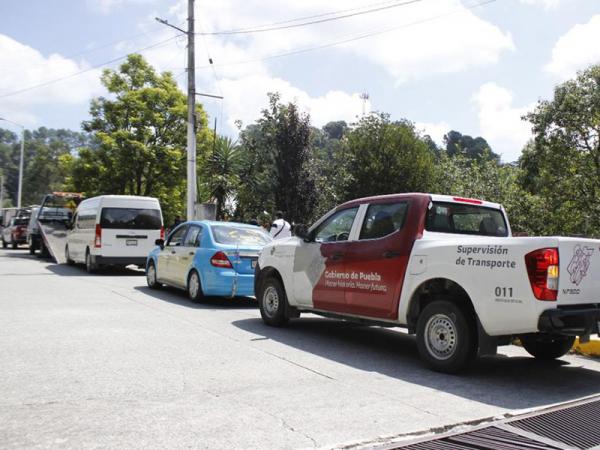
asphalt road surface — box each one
[1,247,599,449]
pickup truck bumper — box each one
[538,305,600,336]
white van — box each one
[65,195,163,272]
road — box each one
[1,247,599,449]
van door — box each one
[99,207,162,258]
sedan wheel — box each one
[187,270,203,302]
[146,262,161,289]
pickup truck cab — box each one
[255,193,600,372]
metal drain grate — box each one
[393,396,600,450]
[510,398,600,450]
[399,426,563,450]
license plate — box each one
[126,239,138,246]
[251,259,257,269]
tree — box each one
[68,54,209,225]
[340,113,435,200]
[201,136,242,220]
[236,93,317,224]
[523,64,600,236]
[443,130,499,162]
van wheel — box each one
[258,277,289,327]
[12,241,17,249]
[187,270,203,302]
[521,334,575,360]
[146,261,161,290]
[85,251,97,274]
[65,246,75,265]
[2,239,6,249]
[416,300,477,373]
[28,242,35,254]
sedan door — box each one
[169,225,202,288]
[158,224,188,283]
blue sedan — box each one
[145,221,272,301]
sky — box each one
[0,0,599,162]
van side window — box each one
[360,202,408,240]
[167,225,187,247]
[183,226,202,247]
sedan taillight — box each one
[210,251,232,268]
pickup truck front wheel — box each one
[258,277,289,327]
[416,300,477,373]
[520,334,575,360]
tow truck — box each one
[254,193,600,372]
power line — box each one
[0,34,183,99]
[198,0,424,35]
[195,0,496,70]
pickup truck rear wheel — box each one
[416,300,477,373]
[520,334,575,360]
[258,277,289,327]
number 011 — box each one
[495,286,513,297]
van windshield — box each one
[425,201,508,237]
[211,225,271,246]
[100,208,162,230]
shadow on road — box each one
[134,285,257,310]
[232,316,600,410]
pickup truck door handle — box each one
[383,250,401,258]
[330,252,344,261]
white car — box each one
[65,195,163,272]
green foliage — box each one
[235,93,317,224]
[443,130,499,162]
[522,64,600,236]
[66,54,209,225]
[340,113,435,200]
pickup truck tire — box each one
[520,334,575,360]
[258,277,289,327]
[416,300,477,373]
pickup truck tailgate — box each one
[558,238,600,305]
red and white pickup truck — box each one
[254,193,600,372]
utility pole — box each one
[0,174,5,209]
[156,0,196,221]
[0,117,25,209]
[186,0,197,221]
[360,92,370,116]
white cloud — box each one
[0,34,104,126]
[415,121,451,146]
[472,82,534,162]
[545,15,600,80]
[217,74,367,131]
[518,0,562,9]
[86,0,157,14]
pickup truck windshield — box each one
[425,201,508,237]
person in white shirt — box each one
[269,211,291,239]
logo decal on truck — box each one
[566,244,594,286]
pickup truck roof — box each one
[337,192,503,210]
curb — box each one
[572,338,600,357]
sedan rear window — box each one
[425,201,508,237]
[211,225,271,246]
[100,208,162,230]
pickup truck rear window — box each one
[100,208,162,230]
[425,202,508,237]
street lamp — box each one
[0,117,25,209]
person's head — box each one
[275,211,284,219]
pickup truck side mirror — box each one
[155,238,165,249]
[293,224,312,242]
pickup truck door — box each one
[343,201,415,320]
[300,206,359,311]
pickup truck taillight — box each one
[94,224,102,248]
[525,248,558,301]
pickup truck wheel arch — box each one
[407,278,477,332]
